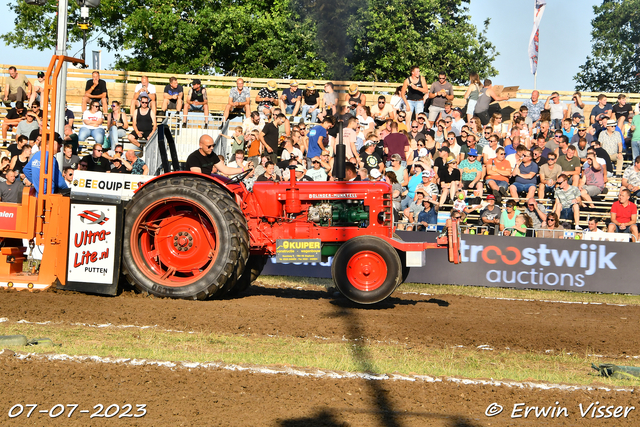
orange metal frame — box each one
[0,55,84,291]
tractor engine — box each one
[244,178,394,255]
[307,201,369,227]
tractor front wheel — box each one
[332,236,402,304]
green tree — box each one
[347,0,498,83]
[2,0,326,78]
[574,0,640,93]
[3,0,497,83]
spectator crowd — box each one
[2,65,640,242]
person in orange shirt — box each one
[485,147,512,204]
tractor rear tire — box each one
[331,236,402,304]
[122,176,249,300]
[216,205,251,297]
[227,255,268,297]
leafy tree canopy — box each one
[348,0,498,84]
[3,0,497,83]
[574,0,640,93]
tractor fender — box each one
[135,171,249,201]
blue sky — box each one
[0,0,600,92]
[467,0,601,92]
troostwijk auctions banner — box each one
[263,232,637,294]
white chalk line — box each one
[2,317,640,360]
[3,349,633,393]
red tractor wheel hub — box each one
[132,199,218,287]
[346,251,386,292]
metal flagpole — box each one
[529,0,546,92]
[55,0,69,136]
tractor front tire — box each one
[227,255,268,297]
[331,236,402,304]
[122,176,249,300]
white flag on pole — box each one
[528,0,546,75]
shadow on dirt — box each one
[277,300,479,427]
[241,285,451,309]
[279,409,482,426]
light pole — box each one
[55,0,69,136]
[24,0,100,135]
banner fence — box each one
[263,232,639,294]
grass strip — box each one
[258,276,640,306]
[0,323,637,388]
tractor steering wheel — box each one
[228,168,253,185]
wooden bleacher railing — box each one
[2,64,640,117]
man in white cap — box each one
[598,118,624,175]
[416,169,439,199]
[359,138,383,174]
[280,80,302,116]
[294,163,313,182]
[369,168,382,181]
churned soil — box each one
[0,283,639,426]
[0,283,638,357]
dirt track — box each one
[0,283,639,426]
[1,283,638,357]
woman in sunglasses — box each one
[78,102,106,146]
[107,100,128,150]
[127,96,156,148]
[538,212,564,239]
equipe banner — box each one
[263,232,640,294]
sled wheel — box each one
[332,236,402,304]
[122,176,248,300]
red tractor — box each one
[0,56,461,305]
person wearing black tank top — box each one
[400,65,428,122]
[401,66,428,122]
[128,96,156,148]
[347,84,366,115]
[10,144,31,180]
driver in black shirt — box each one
[186,135,246,176]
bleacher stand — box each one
[1,65,639,242]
